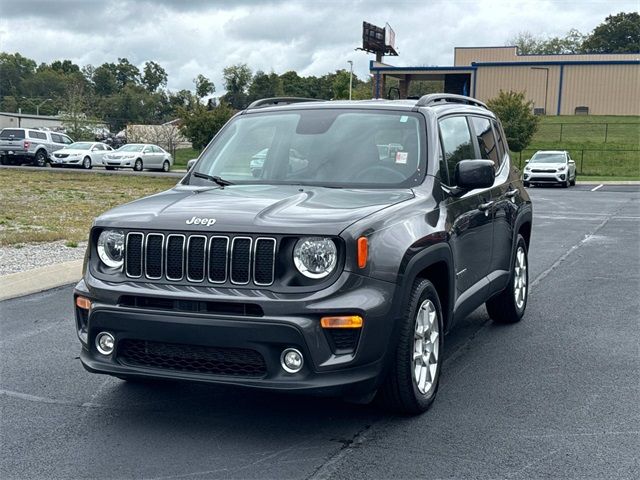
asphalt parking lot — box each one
[1,186,638,479]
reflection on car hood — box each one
[528,162,565,168]
[55,149,86,155]
[96,184,415,235]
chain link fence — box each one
[533,122,640,144]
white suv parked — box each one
[523,150,577,188]
[0,128,74,167]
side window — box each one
[62,135,73,145]
[29,131,47,140]
[94,144,104,151]
[491,120,506,166]
[439,116,475,185]
[470,117,499,165]
[50,133,63,143]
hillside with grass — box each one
[514,115,640,179]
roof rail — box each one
[413,94,487,109]
[246,97,325,109]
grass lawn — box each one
[174,147,200,167]
[516,115,640,178]
[0,170,177,246]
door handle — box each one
[478,201,494,211]
[505,189,518,198]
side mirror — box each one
[525,159,530,163]
[187,158,197,171]
[568,159,575,164]
[455,159,495,190]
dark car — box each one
[74,94,532,414]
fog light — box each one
[95,332,115,355]
[281,348,304,373]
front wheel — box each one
[570,175,576,186]
[378,279,443,414]
[162,160,170,172]
[133,159,143,171]
[82,156,92,169]
[34,150,47,167]
[486,234,528,324]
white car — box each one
[522,150,577,188]
[103,143,173,172]
[50,141,113,169]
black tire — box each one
[105,166,115,171]
[34,150,47,167]
[378,278,444,414]
[82,156,92,169]
[523,181,530,188]
[570,175,576,186]
[0,156,6,165]
[133,158,143,171]
[162,160,170,172]
[562,177,569,188]
[486,234,528,324]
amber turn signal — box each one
[357,237,368,269]
[76,296,92,310]
[320,315,363,329]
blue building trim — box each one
[471,60,639,67]
[557,64,564,115]
[472,71,477,97]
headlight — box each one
[97,229,124,268]
[524,166,530,171]
[557,165,566,171]
[293,237,337,279]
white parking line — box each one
[591,184,604,192]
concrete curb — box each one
[0,260,83,302]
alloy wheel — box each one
[412,299,440,395]
[514,246,527,309]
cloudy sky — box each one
[0,0,635,93]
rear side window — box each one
[0,129,25,139]
[29,131,47,140]
[439,116,475,185]
[50,133,63,143]
[470,117,499,165]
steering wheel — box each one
[358,164,406,182]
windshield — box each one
[530,153,566,163]
[190,109,425,188]
[68,142,93,150]
[117,144,144,152]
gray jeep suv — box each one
[74,94,532,414]
[0,128,73,166]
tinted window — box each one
[492,120,506,166]
[470,117,499,165]
[0,129,25,139]
[30,131,47,140]
[50,133,63,143]
[439,116,475,184]
[62,135,73,144]
[192,109,425,188]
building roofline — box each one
[472,60,640,66]
[0,111,60,121]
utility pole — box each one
[347,60,354,100]
[36,98,53,116]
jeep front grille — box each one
[125,232,276,286]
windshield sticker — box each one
[400,115,408,123]
[396,152,408,164]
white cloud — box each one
[0,0,635,93]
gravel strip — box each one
[0,240,87,276]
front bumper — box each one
[104,158,134,167]
[52,156,82,165]
[523,170,566,184]
[74,270,397,397]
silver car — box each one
[523,150,577,188]
[0,128,73,167]
[103,143,173,172]
[51,141,113,169]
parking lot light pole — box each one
[347,60,353,100]
[36,98,53,116]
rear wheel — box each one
[133,158,143,171]
[162,160,170,172]
[34,150,47,167]
[82,156,92,169]
[486,234,528,324]
[378,279,443,414]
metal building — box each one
[370,46,640,115]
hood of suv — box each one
[527,162,566,170]
[96,184,414,235]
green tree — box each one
[93,63,118,96]
[194,74,215,99]
[280,71,308,97]
[486,90,539,153]
[582,12,640,53]
[142,61,168,92]
[179,102,235,150]
[508,29,585,54]
[60,79,93,140]
[222,64,252,109]
[247,71,283,103]
[0,52,37,98]
[115,58,140,88]
[331,70,351,99]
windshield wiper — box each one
[193,172,234,187]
